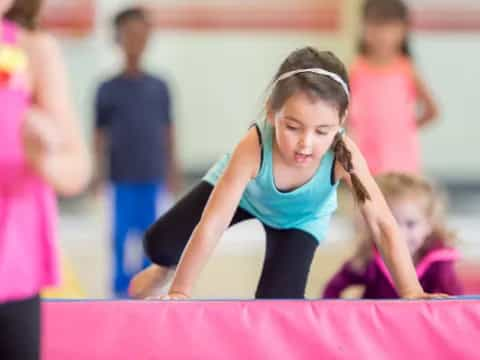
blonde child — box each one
[323,172,462,298]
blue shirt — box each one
[203,121,339,242]
[95,73,171,183]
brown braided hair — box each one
[269,47,371,203]
[332,132,371,202]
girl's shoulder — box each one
[231,126,263,180]
[349,56,368,75]
[20,30,60,58]
[418,245,460,271]
[18,30,64,96]
[396,56,416,76]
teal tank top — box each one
[203,121,339,242]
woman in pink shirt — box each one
[348,0,438,175]
[0,0,90,358]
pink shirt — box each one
[348,56,419,175]
[0,20,59,303]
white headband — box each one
[273,68,349,98]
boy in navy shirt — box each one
[94,7,179,297]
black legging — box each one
[0,294,40,360]
[144,181,318,299]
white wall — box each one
[414,33,480,179]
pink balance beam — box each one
[43,299,480,359]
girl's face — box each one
[364,19,407,59]
[0,0,14,17]
[389,196,432,256]
[267,91,341,168]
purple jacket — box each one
[323,248,463,299]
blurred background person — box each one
[7,0,86,300]
[323,172,463,299]
[93,7,180,298]
[0,0,90,358]
[347,0,438,175]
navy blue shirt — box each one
[95,73,172,183]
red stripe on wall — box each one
[143,4,341,31]
[413,9,480,31]
[40,1,95,33]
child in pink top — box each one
[348,0,438,175]
[0,1,90,358]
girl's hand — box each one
[160,291,190,300]
[144,291,190,301]
[22,107,62,177]
[402,291,450,300]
